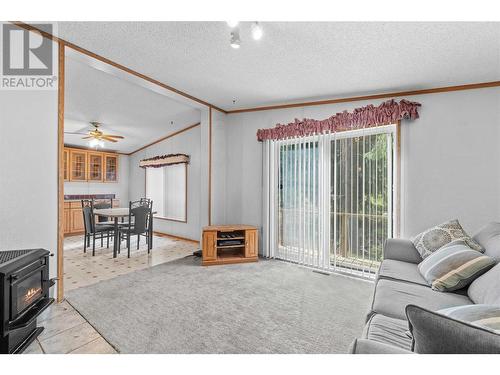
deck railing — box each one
[278,208,389,275]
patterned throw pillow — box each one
[411,219,483,259]
[418,240,496,292]
[438,305,500,334]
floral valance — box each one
[139,153,190,168]
[256,99,421,141]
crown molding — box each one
[226,81,500,114]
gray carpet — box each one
[66,257,373,353]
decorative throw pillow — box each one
[418,240,496,292]
[406,304,500,354]
[411,219,483,259]
[438,305,500,334]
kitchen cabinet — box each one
[63,149,69,181]
[87,152,103,182]
[64,147,119,183]
[104,154,118,182]
[70,150,87,181]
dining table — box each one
[94,208,155,258]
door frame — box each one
[57,41,65,302]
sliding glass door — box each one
[273,124,397,277]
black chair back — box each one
[128,200,151,235]
[93,198,113,223]
[81,199,95,234]
[140,197,152,208]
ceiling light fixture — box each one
[89,138,105,148]
[230,30,241,49]
[226,21,239,28]
[251,22,263,40]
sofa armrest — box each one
[349,339,413,354]
[383,239,422,264]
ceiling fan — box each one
[65,121,124,147]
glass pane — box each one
[106,156,117,181]
[277,140,319,266]
[331,132,393,274]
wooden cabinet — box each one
[64,147,119,183]
[202,231,217,261]
[104,154,118,182]
[63,204,71,233]
[202,225,258,266]
[63,149,69,181]
[70,150,87,181]
[87,152,103,181]
[245,229,258,258]
[70,207,84,233]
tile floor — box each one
[24,300,117,354]
[23,233,199,354]
[64,233,198,292]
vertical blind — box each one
[263,124,397,277]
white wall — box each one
[0,48,58,280]
[128,125,201,241]
[224,87,500,239]
[211,109,227,225]
[64,154,130,203]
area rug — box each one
[66,257,373,353]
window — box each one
[145,163,187,222]
[273,124,398,277]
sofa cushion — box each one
[378,259,428,286]
[417,240,496,292]
[371,279,472,320]
[348,338,412,354]
[406,304,500,354]
[468,263,500,305]
[411,219,483,259]
[362,313,412,351]
[383,239,423,264]
[438,305,500,333]
[473,222,500,261]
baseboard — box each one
[153,231,199,245]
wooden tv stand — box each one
[202,225,258,266]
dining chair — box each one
[118,200,152,258]
[93,198,113,246]
[140,198,154,249]
[93,198,113,223]
[81,199,114,256]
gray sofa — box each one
[349,222,500,354]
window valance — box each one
[256,99,421,141]
[139,153,190,168]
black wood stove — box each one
[0,249,55,354]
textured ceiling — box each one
[64,55,200,153]
[58,22,500,110]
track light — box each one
[230,30,241,49]
[251,22,263,40]
[226,21,239,28]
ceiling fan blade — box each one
[102,134,124,139]
[64,132,88,135]
[81,136,93,139]
[101,136,118,143]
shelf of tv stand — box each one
[216,244,245,249]
[202,225,258,266]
